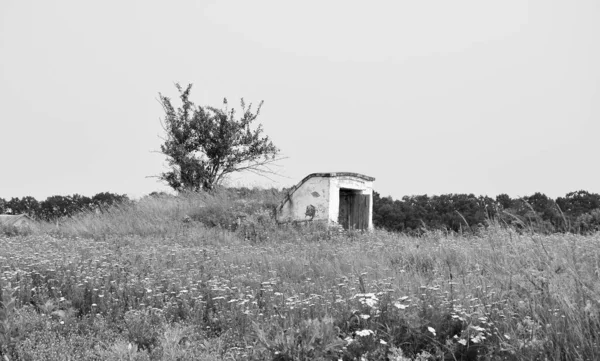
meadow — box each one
[1,191,600,360]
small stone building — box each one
[276,172,375,230]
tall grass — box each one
[57,191,211,238]
[1,190,599,360]
[37,188,283,239]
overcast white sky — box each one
[1,0,599,201]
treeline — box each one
[0,192,129,221]
[5,188,600,234]
[373,190,600,234]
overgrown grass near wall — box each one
[14,188,283,239]
[1,191,600,360]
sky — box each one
[1,0,599,201]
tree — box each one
[556,190,600,219]
[91,192,128,208]
[40,195,77,220]
[496,194,513,210]
[157,83,282,191]
[4,196,40,217]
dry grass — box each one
[1,191,600,360]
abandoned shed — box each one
[276,172,375,230]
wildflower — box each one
[457,339,467,346]
[354,293,379,307]
[394,302,408,310]
[471,335,485,343]
[356,329,374,337]
[471,325,486,332]
[380,339,387,345]
[427,327,436,336]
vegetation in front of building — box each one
[3,188,600,237]
[1,190,600,360]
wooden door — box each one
[350,194,370,230]
[339,192,370,230]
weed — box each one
[1,192,600,360]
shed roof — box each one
[301,172,375,182]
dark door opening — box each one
[338,189,370,230]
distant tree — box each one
[92,192,128,208]
[71,194,93,212]
[6,197,40,217]
[575,209,600,233]
[556,190,600,220]
[372,192,405,231]
[370,190,600,235]
[496,194,513,210]
[157,83,282,192]
[18,196,40,217]
[0,198,6,214]
[40,195,79,220]
[401,194,432,232]
[524,193,562,228]
[452,194,484,229]
[5,198,20,214]
[429,194,490,232]
[478,195,498,220]
[148,191,170,198]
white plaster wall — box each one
[336,176,372,191]
[328,180,340,223]
[277,177,331,223]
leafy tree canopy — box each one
[157,84,282,192]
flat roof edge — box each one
[304,172,375,182]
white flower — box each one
[360,314,370,320]
[471,335,485,343]
[394,302,407,310]
[355,329,375,337]
[380,339,387,345]
[354,293,379,308]
[427,327,436,336]
[365,299,377,307]
[457,339,467,346]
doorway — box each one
[338,189,370,230]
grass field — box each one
[1,191,600,360]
